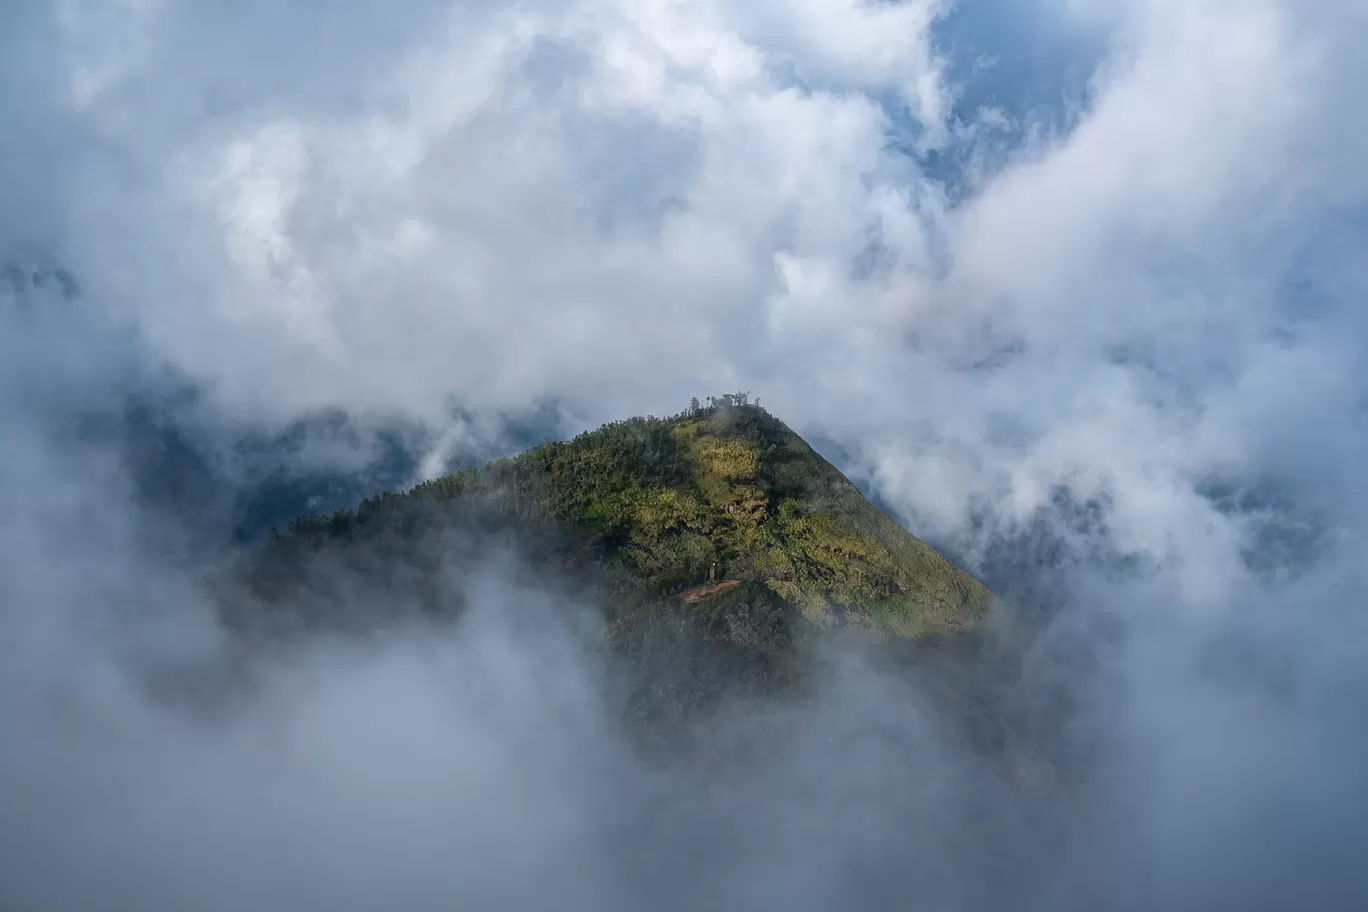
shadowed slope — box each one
[250,398,992,635]
[227,398,997,727]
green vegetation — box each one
[257,396,990,632]
[231,396,995,725]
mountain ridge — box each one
[246,396,993,636]
[225,397,997,726]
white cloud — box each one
[4,1,1368,906]
[24,0,951,420]
[3,0,1362,575]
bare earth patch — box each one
[679,579,742,603]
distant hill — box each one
[225,397,997,726]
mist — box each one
[4,0,1368,908]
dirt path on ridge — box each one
[679,579,742,603]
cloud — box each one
[9,0,961,420]
[3,0,1368,908]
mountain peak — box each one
[255,397,992,639]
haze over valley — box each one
[3,1,1367,909]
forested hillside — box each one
[225,396,996,727]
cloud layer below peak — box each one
[3,2,1368,907]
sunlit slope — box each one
[257,398,993,640]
